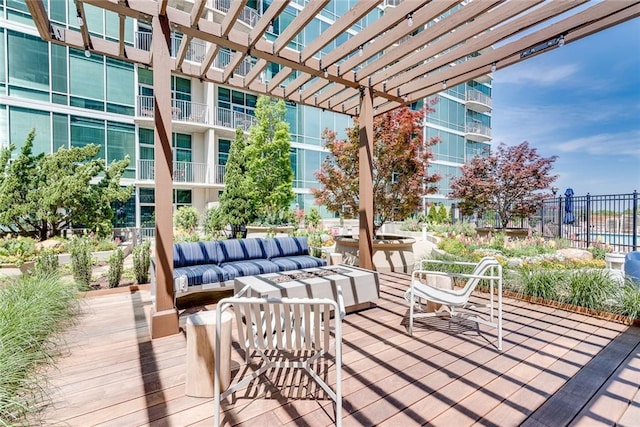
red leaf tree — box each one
[450,141,558,228]
[312,105,440,235]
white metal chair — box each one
[405,256,503,350]
[214,285,346,426]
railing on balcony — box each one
[135,31,151,51]
[215,49,254,77]
[466,89,492,109]
[134,31,206,63]
[214,107,255,131]
[136,95,210,124]
[465,122,491,138]
[138,160,226,185]
[212,0,260,27]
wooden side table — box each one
[185,310,232,397]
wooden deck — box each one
[39,272,640,426]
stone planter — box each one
[334,234,416,273]
[604,252,626,272]
[476,227,530,239]
[245,225,294,237]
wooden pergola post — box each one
[358,87,375,270]
[150,12,179,338]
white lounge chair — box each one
[214,285,346,426]
[405,256,503,350]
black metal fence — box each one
[538,191,638,253]
[469,191,639,253]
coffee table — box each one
[233,265,380,312]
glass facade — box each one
[0,0,492,228]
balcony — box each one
[134,32,206,63]
[465,123,492,142]
[213,107,255,132]
[465,89,492,113]
[138,159,226,186]
[135,95,211,132]
[214,49,254,77]
[212,0,260,27]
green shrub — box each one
[34,250,59,276]
[108,248,124,288]
[517,267,562,300]
[437,204,449,223]
[174,206,199,233]
[564,269,618,311]
[401,216,422,232]
[203,206,225,239]
[133,241,151,284]
[0,274,79,425]
[618,280,640,320]
[427,205,438,223]
[305,208,322,228]
[0,236,38,265]
[70,237,92,289]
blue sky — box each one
[491,18,640,197]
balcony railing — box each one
[136,95,209,124]
[212,0,260,27]
[465,123,491,138]
[213,107,255,131]
[465,89,492,112]
[466,89,492,107]
[138,160,226,185]
[134,31,206,63]
[215,49,254,77]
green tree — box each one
[245,96,294,222]
[437,204,449,224]
[220,127,259,237]
[0,130,132,240]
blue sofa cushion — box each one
[263,236,309,259]
[174,264,227,287]
[217,238,268,263]
[200,240,220,264]
[174,242,208,268]
[220,259,281,279]
[271,255,326,271]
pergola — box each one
[27,0,639,338]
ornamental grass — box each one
[0,273,79,425]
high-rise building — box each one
[0,0,491,235]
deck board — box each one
[37,271,640,426]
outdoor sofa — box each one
[151,236,326,299]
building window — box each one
[7,30,49,100]
[70,116,105,160]
[9,106,51,155]
[107,122,135,178]
[69,48,105,111]
[217,87,256,115]
[218,138,231,165]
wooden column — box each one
[150,12,179,338]
[358,87,374,270]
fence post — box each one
[586,193,591,249]
[633,190,638,251]
[557,196,563,238]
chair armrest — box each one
[412,266,503,283]
[417,258,478,270]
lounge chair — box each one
[405,256,503,350]
[214,285,346,426]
